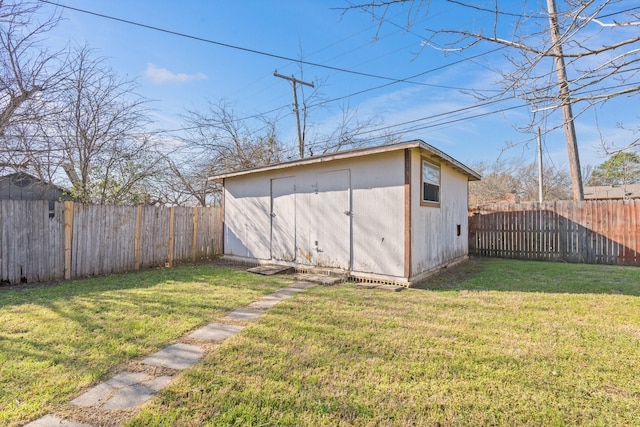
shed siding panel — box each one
[350,153,404,278]
[224,176,271,259]
[293,172,317,266]
[411,149,469,276]
[271,177,296,261]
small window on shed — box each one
[421,158,440,206]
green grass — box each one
[0,264,291,427]
[3,259,640,426]
[127,258,640,426]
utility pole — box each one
[537,127,544,203]
[547,0,584,200]
[274,71,314,159]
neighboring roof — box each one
[0,172,66,189]
[584,184,640,200]
[0,172,68,201]
[209,140,481,181]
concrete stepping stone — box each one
[102,383,156,410]
[224,308,264,321]
[248,298,282,309]
[142,375,174,392]
[288,281,319,289]
[189,322,245,341]
[71,382,115,408]
[247,265,293,275]
[262,292,292,301]
[296,273,343,285]
[274,287,305,296]
[142,343,204,370]
[106,371,148,388]
[71,371,175,410]
[24,414,94,427]
[262,288,303,301]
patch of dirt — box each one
[0,279,65,292]
[121,361,179,378]
[177,337,222,352]
[56,404,138,427]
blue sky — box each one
[37,0,640,171]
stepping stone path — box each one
[25,280,319,427]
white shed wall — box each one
[410,149,469,277]
[222,151,405,278]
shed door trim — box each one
[404,149,412,279]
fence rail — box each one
[469,200,640,266]
[0,200,223,285]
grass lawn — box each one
[0,264,291,427]
[126,258,640,426]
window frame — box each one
[420,157,441,207]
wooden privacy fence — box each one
[469,200,640,266]
[0,200,223,285]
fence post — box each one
[192,207,198,263]
[63,201,74,280]
[167,207,175,267]
[134,204,142,270]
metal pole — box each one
[537,127,544,203]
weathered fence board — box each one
[0,200,65,284]
[0,201,223,285]
[470,200,640,266]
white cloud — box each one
[144,63,207,84]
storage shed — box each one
[210,140,481,285]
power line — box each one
[38,0,447,86]
[599,6,640,19]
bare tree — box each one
[166,101,284,206]
[304,102,385,156]
[149,154,220,207]
[469,158,571,206]
[46,45,157,204]
[344,0,640,200]
[0,0,66,174]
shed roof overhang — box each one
[208,140,481,182]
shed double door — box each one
[270,170,351,270]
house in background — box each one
[0,172,69,217]
[210,140,481,286]
[0,172,67,201]
[584,184,640,200]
